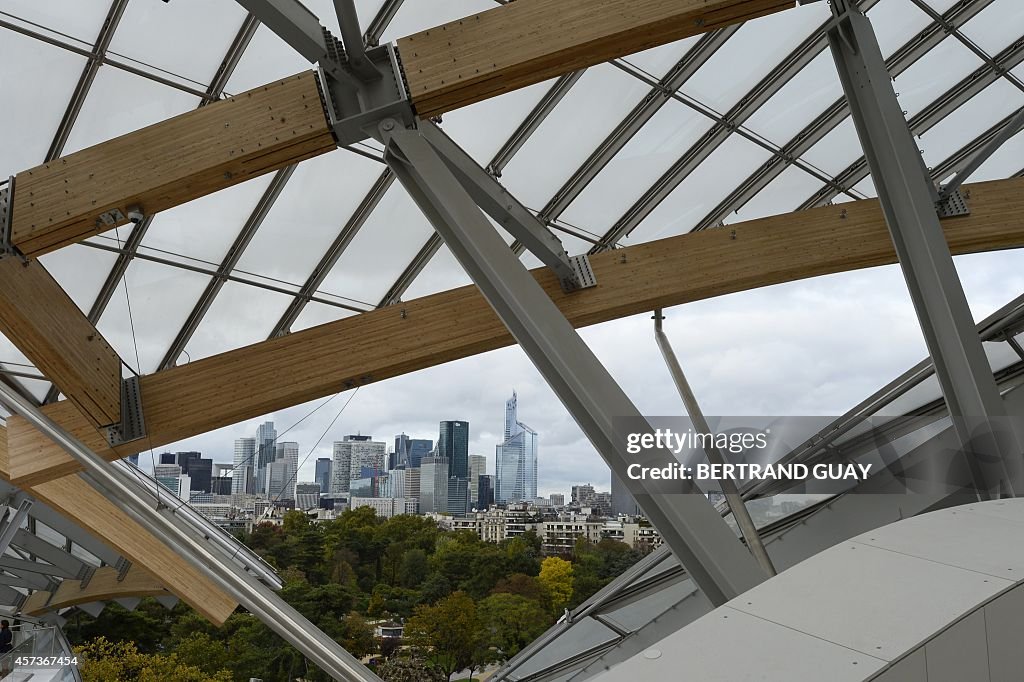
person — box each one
[0,619,12,675]
[0,620,11,654]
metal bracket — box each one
[318,42,414,145]
[569,254,597,290]
[105,375,146,447]
[76,565,96,589]
[96,208,126,227]
[935,186,971,218]
[114,556,132,582]
[0,176,20,260]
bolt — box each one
[381,120,396,131]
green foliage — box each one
[76,637,232,682]
[66,511,646,682]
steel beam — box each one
[417,121,583,290]
[0,499,32,558]
[376,232,443,308]
[828,3,1022,497]
[382,120,766,605]
[364,0,404,47]
[802,28,1024,209]
[10,531,88,579]
[0,383,381,682]
[938,106,1024,200]
[652,311,775,576]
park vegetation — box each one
[66,507,649,681]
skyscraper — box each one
[419,455,449,514]
[270,441,299,501]
[477,475,495,509]
[469,454,487,506]
[232,437,255,496]
[438,421,469,479]
[315,458,332,494]
[255,421,277,495]
[331,436,386,494]
[395,434,433,469]
[495,392,538,503]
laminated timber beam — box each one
[0,258,121,428]
[9,72,336,258]
[397,0,795,117]
[5,178,1024,487]
[22,565,168,617]
[0,426,237,625]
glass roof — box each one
[0,0,1021,448]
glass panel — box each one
[234,149,383,286]
[956,250,1024,323]
[680,2,831,115]
[440,79,551,166]
[185,281,295,362]
[224,23,315,95]
[725,166,825,225]
[923,0,962,12]
[0,0,109,43]
[314,182,436,307]
[893,36,983,120]
[139,173,276,266]
[920,79,1024,169]
[38,242,120,315]
[291,302,358,334]
[95,259,212,374]
[107,0,247,86]
[800,117,863,178]
[0,31,87,173]
[964,127,1024,183]
[623,134,773,246]
[864,0,933,61]
[622,37,701,79]
[961,0,1024,55]
[560,97,714,235]
[744,51,843,147]
[500,64,655,210]
[63,65,200,154]
[401,244,472,301]
[381,0,494,44]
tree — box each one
[538,557,574,614]
[479,593,550,660]
[404,592,487,681]
[491,573,544,602]
[76,637,232,682]
[377,654,447,682]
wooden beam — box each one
[10,72,336,258]
[22,565,168,617]
[0,258,121,428]
[398,0,794,117]
[0,426,237,625]
[5,178,1024,486]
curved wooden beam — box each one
[22,565,168,617]
[5,178,1024,489]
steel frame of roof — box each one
[5,0,1023,394]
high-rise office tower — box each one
[419,455,449,514]
[439,421,469,479]
[315,458,332,494]
[255,421,277,495]
[176,451,212,494]
[232,437,255,496]
[274,441,299,501]
[477,475,495,509]
[395,434,433,469]
[448,477,470,517]
[469,454,487,506]
[495,392,538,503]
[331,436,386,494]
[159,452,177,465]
